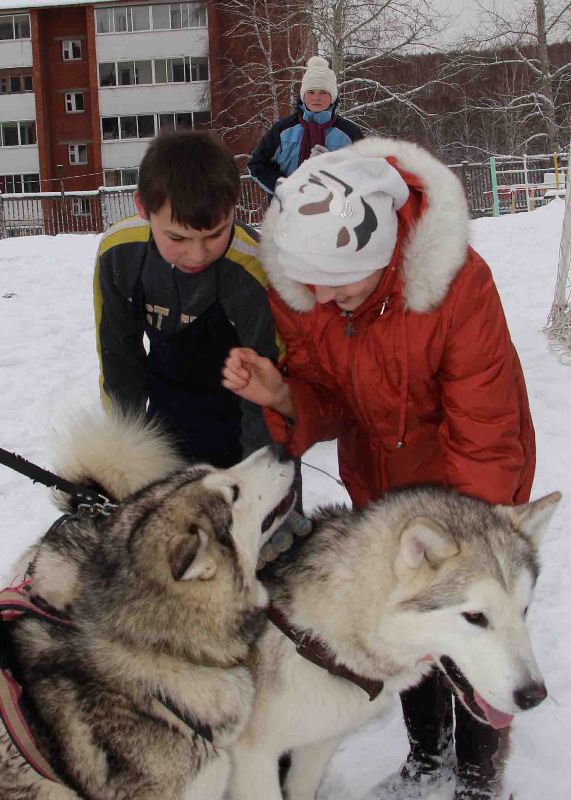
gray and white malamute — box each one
[230,486,560,800]
[0,410,295,799]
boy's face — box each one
[304,90,332,112]
[134,194,234,274]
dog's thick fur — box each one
[0,410,295,800]
[230,487,560,800]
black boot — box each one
[365,671,456,799]
[400,670,455,780]
[454,700,510,800]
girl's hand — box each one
[222,348,295,419]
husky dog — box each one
[230,486,560,800]
[0,410,295,800]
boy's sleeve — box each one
[94,244,147,414]
[247,126,283,196]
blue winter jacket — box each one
[248,100,364,195]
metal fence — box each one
[0,155,568,239]
[450,152,568,217]
[0,176,269,238]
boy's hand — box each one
[222,348,295,418]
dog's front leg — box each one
[285,736,343,800]
[230,744,283,800]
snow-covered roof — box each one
[1,1,120,10]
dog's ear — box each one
[399,516,459,568]
[168,526,217,581]
[498,491,562,549]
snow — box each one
[0,199,570,798]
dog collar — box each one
[268,604,384,701]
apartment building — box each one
[0,1,217,194]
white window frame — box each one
[0,13,31,41]
[65,92,85,113]
[1,172,39,194]
[68,144,88,165]
[62,40,82,61]
[0,120,36,148]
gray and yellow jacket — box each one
[94,216,281,468]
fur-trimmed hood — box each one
[260,137,470,314]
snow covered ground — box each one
[0,200,569,798]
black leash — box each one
[0,446,116,515]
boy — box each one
[248,55,363,196]
[94,130,280,469]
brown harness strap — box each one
[268,604,384,701]
[0,585,72,784]
[0,583,215,787]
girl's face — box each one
[313,270,384,311]
[304,90,332,112]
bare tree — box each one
[463,0,571,151]
[210,0,312,146]
[210,0,457,144]
[307,0,453,130]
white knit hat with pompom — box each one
[300,56,338,103]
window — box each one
[188,2,207,27]
[190,57,209,82]
[69,144,88,164]
[135,60,152,85]
[101,112,209,140]
[99,63,116,87]
[102,114,157,140]
[120,116,137,139]
[158,113,175,131]
[1,122,20,147]
[0,70,33,94]
[101,117,120,140]
[137,115,155,138]
[19,121,36,145]
[118,62,136,86]
[151,4,171,29]
[113,6,132,32]
[0,173,39,194]
[0,13,30,41]
[132,5,151,31]
[95,8,112,33]
[65,92,85,113]
[23,174,40,192]
[71,197,91,216]
[0,121,36,147]
[14,14,30,39]
[62,40,82,61]
[111,60,153,86]
[175,112,192,129]
[104,167,139,187]
[99,57,211,88]
[172,58,186,82]
[96,4,208,33]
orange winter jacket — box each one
[261,138,535,508]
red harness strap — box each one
[0,584,73,784]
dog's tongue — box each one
[474,692,514,729]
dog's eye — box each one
[462,612,489,628]
[231,484,240,503]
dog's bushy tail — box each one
[50,405,186,509]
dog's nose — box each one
[513,681,548,710]
[269,443,291,464]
